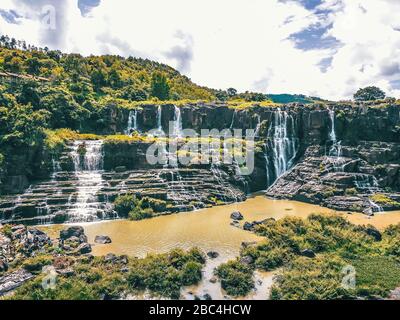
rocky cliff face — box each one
[0,101,399,224]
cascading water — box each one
[172,106,183,138]
[254,115,261,137]
[329,108,337,143]
[68,140,109,222]
[230,110,237,129]
[263,108,298,188]
[156,105,164,134]
[328,108,345,172]
[125,109,138,135]
[271,108,298,179]
[354,175,383,212]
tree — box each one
[215,90,228,101]
[151,72,170,100]
[26,57,41,75]
[227,87,238,97]
[354,86,386,101]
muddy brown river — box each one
[40,195,400,299]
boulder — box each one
[300,249,316,258]
[0,269,34,296]
[28,228,46,237]
[76,243,92,255]
[209,276,218,284]
[243,222,255,231]
[0,259,8,272]
[207,251,219,259]
[119,255,129,265]
[240,255,254,265]
[56,269,75,277]
[366,227,382,241]
[104,253,117,263]
[120,267,130,273]
[230,211,243,220]
[389,287,400,300]
[203,293,212,300]
[60,226,85,240]
[95,235,112,244]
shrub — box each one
[216,260,254,296]
[255,247,292,271]
[22,255,53,273]
[127,249,205,299]
[181,261,203,285]
[345,188,357,196]
[114,194,167,219]
[113,194,136,216]
[128,207,154,221]
[1,224,13,238]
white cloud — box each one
[0,0,399,100]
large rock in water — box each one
[230,211,243,220]
[95,235,112,244]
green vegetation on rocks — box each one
[217,214,400,299]
[113,194,167,220]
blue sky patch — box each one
[289,23,340,50]
[0,9,21,24]
[299,0,323,10]
[78,0,101,16]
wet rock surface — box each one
[267,142,400,213]
[95,235,112,244]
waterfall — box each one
[369,199,384,213]
[329,108,337,143]
[328,107,345,171]
[354,175,383,212]
[156,105,163,134]
[328,108,341,157]
[125,109,138,135]
[263,108,298,188]
[68,140,107,221]
[254,115,261,137]
[271,108,297,179]
[210,162,238,203]
[229,110,237,129]
[172,106,183,137]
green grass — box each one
[352,256,400,297]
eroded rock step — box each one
[267,142,400,213]
[0,167,246,225]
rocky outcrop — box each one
[0,269,34,296]
[267,142,400,213]
[0,164,248,224]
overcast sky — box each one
[1,0,400,100]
